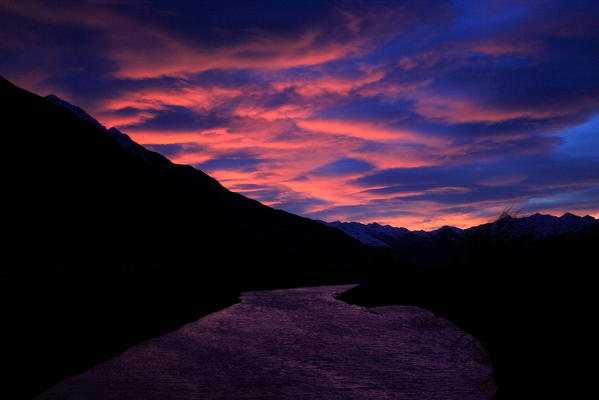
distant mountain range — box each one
[322,212,597,250]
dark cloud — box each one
[353,165,480,189]
[145,143,206,158]
[229,183,266,191]
[523,185,599,214]
[305,203,413,222]
[236,189,284,203]
[195,151,268,172]
[271,196,329,215]
[122,105,227,132]
[311,158,373,176]
[353,153,599,210]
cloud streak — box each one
[1,0,598,229]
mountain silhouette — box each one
[323,213,597,268]
[3,75,383,276]
[0,76,388,399]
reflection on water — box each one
[37,285,495,399]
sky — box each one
[1,0,598,230]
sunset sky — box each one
[1,0,598,230]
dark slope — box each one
[0,76,389,399]
[2,76,384,280]
[339,215,598,399]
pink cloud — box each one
[296,119,450,146]
[5,0,597,230]
[109,31,364,80]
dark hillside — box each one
[0,76,388,399]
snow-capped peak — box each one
[45,94,106,131]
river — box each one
[36,285,495,399]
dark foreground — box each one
[1,265,240,399]
[36,286,495,400]
[338,250,596,399]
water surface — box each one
[37,285,495,399]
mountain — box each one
[319,221,410,247]
[469,212,597,239]
[323,213,596,268]
[0,76,388,399]
[3,76,385,279]
[45,94,171,167]
[323,213,595,249]
[320,221,464,267]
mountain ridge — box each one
[322,212,597,249]
[39,91,599,254]
[1,75,383,275]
